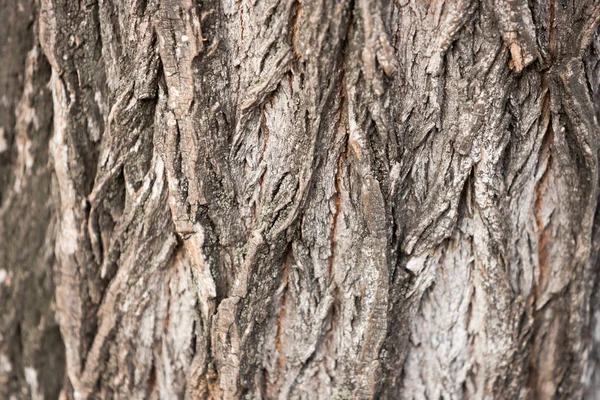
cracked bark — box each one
[2,0,600,399]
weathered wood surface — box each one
[2,0,600,398]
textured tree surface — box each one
[3,0,600,399]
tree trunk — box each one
[2,0,600,398]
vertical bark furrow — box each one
[0,24,60,398]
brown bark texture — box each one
[2,0,600,399]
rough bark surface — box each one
[2,0,600,399]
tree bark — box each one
[2,0,600,398]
